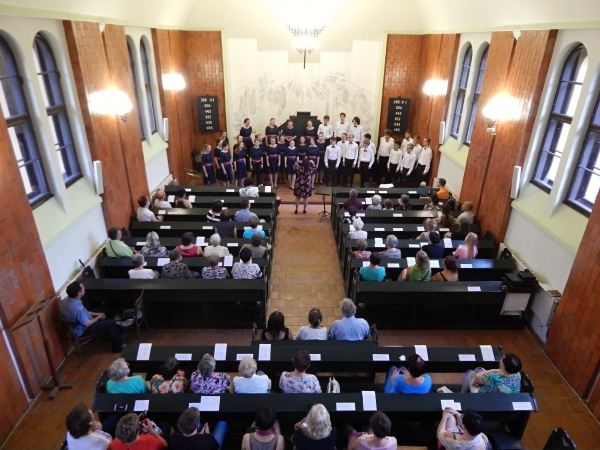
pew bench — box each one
[165,185,277,197]
[150,207,274,223]
[131,222,273,238]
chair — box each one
[60,321,96,368]
[520,370,534,393]
[543,428,576,449]
[133,290,150,343]
[185,167,204,185]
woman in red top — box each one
[112,413,167,450]
[176,232,204,257]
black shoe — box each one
[303,210,307,214]
[294,210,298,214]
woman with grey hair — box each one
[242,232,271,258]
[399,250,431,281]
[114,413,167,449]
[128,253,157,279]
[233,356,271,393]
[417,218,438,241]
[201,253,230,279]
[329,298,371,341]
[106,358,148,394]
[348,218,367,239]
[381,235,402,258]
[140,231,167,257]
[291,404,337,449]
[366,194,382,210]
[190,353,231,394]
[203,233,230,258]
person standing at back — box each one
[415,137,433,183]
[335,112,349,141]
[377,129,394,183]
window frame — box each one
[465,45,489,146]
[139,39,157,134]
[127,40,145,140]
[450,44,472,139]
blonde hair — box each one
[238,356,257,378]
[415,250,430,271]
[305,404,332,440]
[465,232,478,259]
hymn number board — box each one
[387,97,410,134]
[197,96,220,132]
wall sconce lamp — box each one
[162,73,186,93]
[288,26,325,69]
[89,89,133,122]
[482,95,519,135]
[423,79,448,100]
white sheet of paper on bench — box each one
[367,190,375,193]
[512,402,533,411]
[430,260,440,268]
[134,399,149,412]
[185,188,191,192]
[374,238,384,247]
[336,402,356,411]
[258,344,271,361]
[459,354,476,361]
[310,354,321,361]
[461,264,473,268]
[362,391,377,411]
[480,345,495,361]
[226,189,234,192]
[374,228,384,231]
[249,200,255,203]
[372,354,389,361]
[265,186,272,192]
[136,242,145,246]
[440,228,449,232]
[409,244,419,248]
[158,210,166,214]
[357,213,365,217]
[379,190,388,194]
[214,343,227,360]
[363,261,370,267]
[203,226,213,229]
[387,263,400,268]
[440,399,455,410]
[393,227,404,231]
[143,262,147,267]
[160,225,171,229]
[199,396,220,411]
[419,242,427,247]
[344,212,349,216]
[417,226,425,231]
[409,190,417,194]
[189,402,202,409]
[443,238,452,248]
[196,237,205,246]
[393,213,403,217]
[415,345,429,361]
[453,402,462,410]
[467,286,481,292]
[188,195,196,202]
[157,258,169,267]
[227,243,238,247]
[365,198,372,205]
[407,257,416,266]
[137,343,152,360]
[167,195,175,202]
[224,255,233,267]
[175,353,192,361]
[236,353,253,360]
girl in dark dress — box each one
[265,118,278,146]
[233,144,247,186]
[283,120,296,144]
[305,120,317,141]
[217,130,229,148]
[285,141,298,190]
[307,137,319,188]
[250,138,264,185]
[201,144,215,186]
[214,140,225,185]
[240,118,253,151]
[277,135,288,185]
[297,136,308,160]
[293,159,317,214]
[266,137,280,188]
[316,132,328,185]
[220,144,233,186]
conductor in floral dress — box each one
[293,158,317,214]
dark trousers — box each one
[359,161,371,187]
[252,162,262,184]
[402,167,414,182]
[377,156,389,183]
[325,161,338,186]
[82,307,122,352]
[415,163,427,183]
[344,159,355,186]
[388,163,400,183]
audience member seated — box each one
[431,255,459,282]
[106,227,134,258]
[232,247,263,279]
[136,195,163,222]
[241,404,284,450]
[112,413,167,450]
[206,200,223,222]
[233,356,271,393]
[174,189,193,208]
[107,358,148,394]
[381,235,401,258]
[59,282,123,353]
[203,234,231,258]
[162,249,200,279]
[417,218,437,240]
[243,216,266,238]
[437,408,490,450]
[423,192,442,212]
[170,407,227,450]
[382,199,394,210]
[201,253,231,279]
[153,189,171,209]
[398,250,431,281]
[384,354,432,394]
[345,411,398,450]
[177,231,204,257]
[296,308,328,340]
[445,218,470,240]
[453,232,478,259]
[348,218,367,239]
[279,350,322,393]
[261,311,294,340]
[329,298,370,341]
[65,403,112,450]
[437,203,456,227]
[190,353,231,394]
[395,194,411,211]
[366,194,382,210]
[140,231,168,258]
[291,404,337,450]
[344,205,359,224]
[128,253,158,279]
[240,177,260,197]
[242,232,271,258]
[214,209,237,238]
[351,239,371,259]
[234,199,259,222]
[436,177,450,200]
[456,201,475,224]
[343,189,363,210]
[359,252,386,281]
[461,353,522,394]
[422,231,444,259]
[150,356,189,393]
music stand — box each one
[11,295,73,399]
[315,186,332,222]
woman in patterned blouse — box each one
[201,253,230,279]
[461,353,522,394]
[161,249,200,279]
[232,247,263,279]
[279,350,322,393]
[190,353,231,394]
[150,356,189,394]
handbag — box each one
[327,377,340,393]
[469,368,485,393]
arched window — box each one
[465,45,488,145]
[140,39,156,133]
[451,45,472,138]
[533,44,587,191]
[127,41,144,139]
[566,90,600,214]
[0,35,50,207]
[34,33,81,186]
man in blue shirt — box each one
[329,298,371,341]
[234,199,259,223]
[59,282,123,352]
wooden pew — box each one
[122,237,270,252]
[167,196,274,209]
[150,207,274,223]
[164,185,277,197]
[131,222,273,238]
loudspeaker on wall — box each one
[93,160,104,195]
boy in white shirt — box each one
[318,115,333,140]
[377,129,394,183]
[343,133,359,187]
[400,130,413,153]
[335,112,349,140]
[387,141,403,183]
[401,143,417,181]
[350,116,364,145]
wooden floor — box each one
[2,204,599,449]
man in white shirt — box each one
[343,133,358,187]
[358,139,375,187]
[136,196,162,222]
[350,116,364,145]
[400,143,417,181]
[400,130,413,153]
[337,134,350,187]
[324,138,341,186]
[387,141,403,183]
[318,115,333,140]
[411,134,422,164]
[153,190,172,209]
[415,137,433,183]
[335,112,349,140]
[377,129,395,184]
